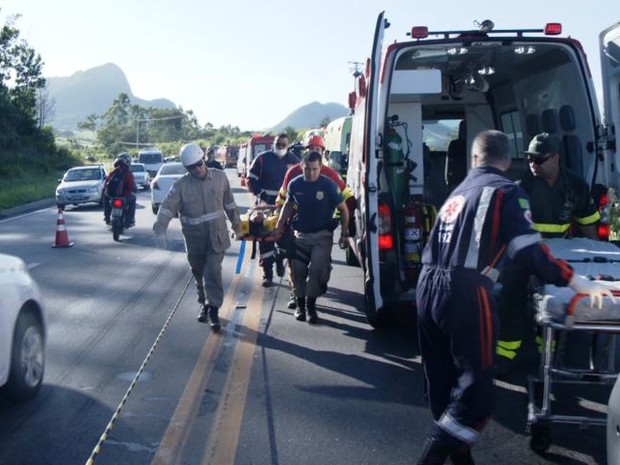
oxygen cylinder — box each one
[385,128,407,208]
[403,200,424,281]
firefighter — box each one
[496,132,601,371]
[415,130,612,464]
[246,133,300,286]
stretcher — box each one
[238,205,278,242]
[527,237,620,453]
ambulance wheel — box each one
[364,281,390,329]
[345,246,359,267]
[529,424,551,454]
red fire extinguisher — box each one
[403,200,424,281]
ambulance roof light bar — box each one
[408,22,562,39]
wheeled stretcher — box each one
[527,238,620,453]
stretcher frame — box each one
[527,290,620,454]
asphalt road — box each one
[0,169,611,464]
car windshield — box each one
[139,153,162,163]
[131,165,145,172]
[64,169,102,182]
[159,164,186,175]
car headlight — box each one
[88,185,99,192]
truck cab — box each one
[346,12,620,327]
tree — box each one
[35,83,56,128]
[319,116,331,128]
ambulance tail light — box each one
[378,202,394,251]
[598,192,610,241]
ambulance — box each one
[345,12,620,327]
[324,116,352,179]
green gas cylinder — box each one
[384,128,408,208]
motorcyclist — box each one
[103,153,137,227]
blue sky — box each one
[1,0,617,130]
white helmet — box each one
[180,143,204,167]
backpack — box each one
[105,170,125,197]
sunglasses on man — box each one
[275,142,288,149]
[186,159,204,171]
[527,154,553,165]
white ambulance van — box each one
[346,12,620,327]
[324,116,353,178]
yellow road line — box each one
[151,257,248,465]
[202,274,264,464]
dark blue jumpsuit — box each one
[416,166,574,451]
[247,150,300,277]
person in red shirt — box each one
[103,153,137,227]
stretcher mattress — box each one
[533,238,620,324]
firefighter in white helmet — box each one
[153,143,242,332]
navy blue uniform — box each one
[287,174,344,232]
[247,150,300,277]
[416,166,573,450]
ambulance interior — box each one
[383,40,597,210]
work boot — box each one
[262,267,274,287]
[416,437,451,465]
[294,297,306,321]
[197,305,208,323]
[306,297,318,324]
[208,306,221,332]
[287,293,297,309]
[449,448,475,465]
[275,258,285,277]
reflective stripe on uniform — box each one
[496,340,522,360]
[261,188,279,196]
[575,210,601,225]
[437,413,480,444]
[158,207,176,220]
[506,232,541,258]
[225,201,237,210]
[181,209,225,225]
[464,186,496,270]
[260,250,275,259]
[533,222,571,235]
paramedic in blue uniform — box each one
[415,130,611,465]
[273,150,349,324]
[246,133,300,286]
[496,132,601,369]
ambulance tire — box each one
[364,280,390,328]
[345,246,359,267]
[529,424,551,454]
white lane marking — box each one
[27,262,41,270]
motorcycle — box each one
[109,196,130,241]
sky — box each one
[1,0,618,131]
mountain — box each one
[46,63,175,131]
[269,101,349,132]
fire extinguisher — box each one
[384,128,407,208]
[403,200,424,281]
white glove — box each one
[154,233,167,250]
[568,274,616,309]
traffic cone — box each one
[52,208,74,248]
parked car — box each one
[130,162,150,190]
[150,162,187,214]
[56,165,107,209]
[0,253,46,401]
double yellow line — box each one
[152,251,265,465]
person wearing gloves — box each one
[153,143,242,332]
[415,130,613,465]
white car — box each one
[56,165,107,209]
[0,254,46,401]
[130,162,151,190]
[150,162,187,214]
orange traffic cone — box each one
[52,208,74,248]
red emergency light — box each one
[410,26,429,39]
[544,23,562,35]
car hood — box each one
[57,180,102,190]
[0,254,27,274]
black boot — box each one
[449,448,475,465]
[208,306,221,332]
[287,293,297,309]
[197,305,208,323]
[294,297,306,321]
[262,267,274,287]
[307,297,318,324]
[275,258,285,277]
[416,437,451,465]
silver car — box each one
[56,165,107,209]
[0,254,46,401]
[130,162,151,190]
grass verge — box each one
[0,171,65,211]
